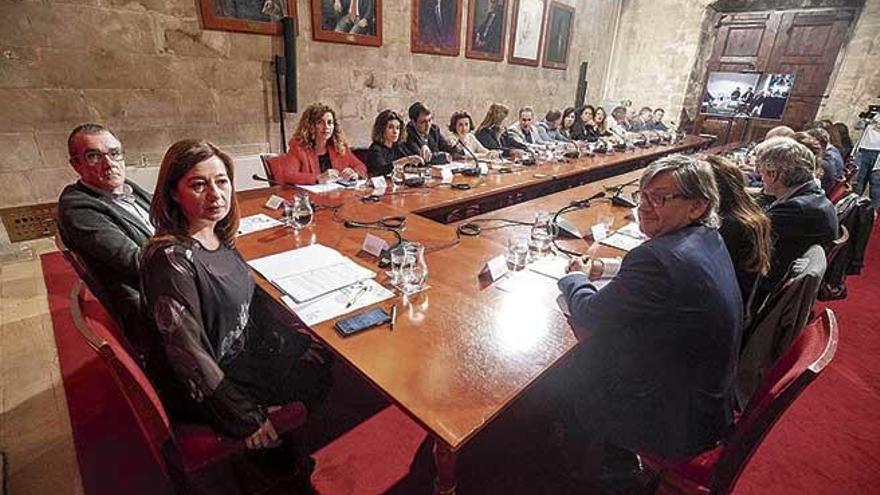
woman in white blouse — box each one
[448,111,500,160]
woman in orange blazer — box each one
[268,103,367,185]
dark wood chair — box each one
[641,308,839,495]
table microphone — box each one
[570,190,606,207]
[252,174,294,188]
[454,137,484,176]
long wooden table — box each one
[235,136,710,493]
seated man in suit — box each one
[506,106,555,149]
[629,106,653,132]
[650,107,669,131]
[754,137,838,299]
[403,102,458,165]
[57,123,154,362]
[806,127,845,193]
[557,154,742,484]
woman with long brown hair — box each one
[142,140,332,475]
[267,102,367,185]
[475,103,526,158]
[705,154,772,311]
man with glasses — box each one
[57,123,154,363]
[753,136,838,299]
[556,155,742,489]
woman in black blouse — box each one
[367,109,424,176]
[571,105,600,142]
[475,103,526,158]
[705,155,772,316]
[142,140,332,454]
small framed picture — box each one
[411,0,463,56]
[542,2,574,70]
[465,0,509,62]
[198,0,297,35]
[311,0,383,47]
[508,0,547,67]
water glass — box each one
[389,242,411,287]
[391,163,406,187]
[284,193,314,230]
[400,242,428,294]
[529,212,556,258]
[506,236,529,271]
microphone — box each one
[454,136,484,176]
[252,174,294,188]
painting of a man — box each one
[321,0,375,35]
[412,0,461,55]
[543,2,573,69]
[471,0,505,54]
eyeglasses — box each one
[77,148,125,165]
[640,190,686,209]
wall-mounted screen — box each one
[750,73,796,120]
[701,72,761,118]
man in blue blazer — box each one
[558,155,743,460]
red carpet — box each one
[43,224,880,494]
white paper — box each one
[496,269,550,293]
[615,222,646,240]
[479,163,489,175]
[371,176,387,189]
[591,223,609,241]
[297,183,342,194]
[373,186,387,196]
[282,279,395,326]
[237,214,283,236]
[249,244,376,303]
[528,256,569,280]
[361,233,389,257]
[600,232,645,252]
[441,168,454,183]
[264,194,285,210]
[483,255,509,282]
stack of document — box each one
[249,244,394,324]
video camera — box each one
[858,105,879,121]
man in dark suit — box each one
[403,102,458,165]
[558,155,742,472]
[329,0,375,35]
[755,137,838,297]
[57,123,154,361]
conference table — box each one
[235,135,711,493]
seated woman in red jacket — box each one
[268,103,367,185]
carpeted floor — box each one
[43,224,880,494]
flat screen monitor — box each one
[750,73,796,120]
[701,71,761,118]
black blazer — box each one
[558,225,742,456]
[403,122,457,164]
[367,141,409,177]
[763,181,838,293]
[57,180,154,353]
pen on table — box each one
[390,304,397,332]
[345,285,370,308]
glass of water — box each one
[284,193,314,230]
[529,212,556,259]
[399,242,428,294]
[391,163,406,187]
[507,236,529,271]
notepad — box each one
[249,244,376,303]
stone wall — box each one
[605,0,879,132]
[819,0,880,131]
[0,0,619,216]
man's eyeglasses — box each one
[76,148,125,165]
[640,190,686,209]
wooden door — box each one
[695,8,855,144]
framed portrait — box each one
[542,2,573,70]
[465,0,509,62]
[508,0,547,67]
[411,0,463,56]
[198,0,297,35]
[310,0,383,47]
